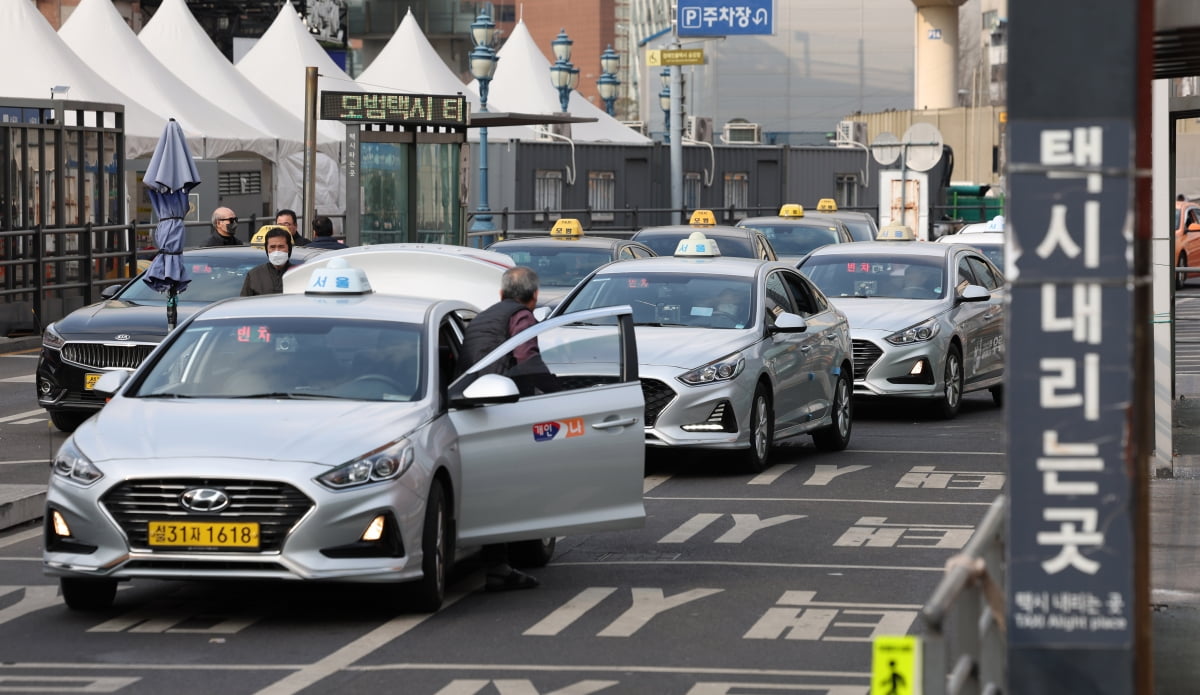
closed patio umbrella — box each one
[142,118,201,330]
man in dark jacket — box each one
[305,215,346,250]
[206,207,243,246]
[240,228,293,296]
[274,208,310,246]
[459,266,548,592]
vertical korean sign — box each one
[1006,120,1135,690]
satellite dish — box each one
[902,123,944,171]
[871,132,901,166]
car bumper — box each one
[640,366,755,450]
[851,329,945,399]
[43,458,430,584]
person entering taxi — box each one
[240,228,294,296]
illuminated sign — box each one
[319,92,468,126]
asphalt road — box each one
[0,332,1005,695]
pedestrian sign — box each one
[871,635,921,695]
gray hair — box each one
[501,266,539,303]
[211,207,233,228]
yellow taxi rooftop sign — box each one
[816,198,838,212]
[550,218,584,238]
[877,223,917,241]
[674,231,721,257]
[306,258,373,295]
[778,204,805,218]
[689,209,717,226]
[250,224,293,248]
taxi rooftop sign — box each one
[320,92,468,127]
[677,0,774,37]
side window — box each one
[438,316,465,398]
[957,257,977,292]
[966,256,1000,290]
[631,245,653,259]
[618,246,636,260]
[783,272,826,315]
[764,272,796,320]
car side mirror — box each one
[100,284,123,299]
[532,306,550,321]
[769,312,808,333]
[958,284,991,303]
[448,373,521,408]
[92,370,131,397]
[1188,222,1200,233]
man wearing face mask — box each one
[206,206,243,246]
[240,228,293,296]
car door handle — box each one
[591,417,639,430]
[800,345,812,352]
[824,332,838,341]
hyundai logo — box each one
[115,334,130,341]
[180,488,230,512]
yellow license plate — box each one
[84,373,102,390]
[147,521,260,548]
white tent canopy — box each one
[59,0,276,161]
[476,21,652,145]
[0,0,163,157]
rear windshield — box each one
[634,231,755,258]
[490,245,613,287]
[742,223,841,256]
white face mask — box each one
[268,251,290,267]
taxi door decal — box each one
[533,417,585,441]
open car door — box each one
[448,305,645,546]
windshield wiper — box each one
[138,393,195,399]
[229,392,349,400]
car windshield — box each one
[801,255,947,300]
[743,223,841,256]
[560,272,755,328]
[840,219,877,242]
[131,317,424,401]
[491,245,613,287]
[634,231,756,258]
[116,255,263,304]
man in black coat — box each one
[206,207,242,246]
[305,215,346,250]
[240,228,293,296]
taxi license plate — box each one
[84,373,102,390]
[147,521,260,548]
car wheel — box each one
[990,385,1004,407]
[60,577,116,611]
[509,537,557,568]
[410,479,449,612]
[813,371,853,452]
[1178,253,1188,290]
[742,384,774,473]
[50,411,89,433]
[934,345,964,420]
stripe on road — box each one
[0,409,46,424]
[0,375,35,383]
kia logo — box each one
[180,488,230,512]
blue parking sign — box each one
[677,0,774,37]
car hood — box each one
[828,298,947,331]
[52,300,207,342]
[633,326,756,368]
[73,399,429,466]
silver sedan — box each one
[43,261,645,612]
[552,246,854,472]
[798,240,1006,418]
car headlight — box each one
[885,318,941,345]
[43,323,65,350]
[678,353,746,385]
[317,439,416,490]
[52,439,103,485]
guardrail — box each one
[921,494,1007,695]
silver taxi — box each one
[43,259,645,612]
[552,231,854,472]
[798,226,1006,418]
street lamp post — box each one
[659,68,671,144]
[549,29,577,113]
[468,8,499,243]
[598,45,620,117]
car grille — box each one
[852,339,883,380]
[103,479,314,552]
[641,378,676,427]
[61,342,156,370]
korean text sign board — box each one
[319,92,468,127]
[1006,119,1135,681]
[676,0,773,37]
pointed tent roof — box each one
[478,21,651,144]
[356,9,474,96]
[236,2,361,142]
[0,0,164,157]
[138,0,335,156]
[59,0,276,160]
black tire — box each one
[60,577,116,611]
[50,410,89,433]
[742,383,774,473]
[990,384,1004,407]
[1178,253,1188,290]
[933,344,964,420]
[410,479,449,612]
[509,537,557,568]
[813,371,853,451]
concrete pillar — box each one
[912,0,967,110]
